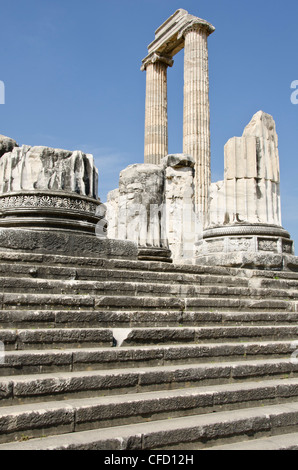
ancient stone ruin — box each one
[106,9,296,271]
[197,110,296,270]
[0,9,298,452]
[0,139,137,260]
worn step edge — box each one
[0,328,113,350]
[0,264,251,287]
[1,326,298,350]
[0,277,297,300]
[0,358,298,406]
[0,340,297,376]
[1,250,298,280]
[205,432,298,450]
[1,401,298,450]
[1,378,298,444]
[1,293,295,311]
[3,263,297,289]
[0,310,297,328]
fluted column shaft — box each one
[144,56,171,164]
[183,25,211,220]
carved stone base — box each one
[195,224,296,271]
[138,246,173,263]
[194,252,298,272]
[0,227,138,260]
[0,191,102,235]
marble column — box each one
[181,21,214,221]
[142,54,173,165]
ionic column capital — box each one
[141,53,174,72]
[178,18,215,40]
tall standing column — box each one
[180,20,215,221]
[141,53,173,164]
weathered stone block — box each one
[0,145,98,199]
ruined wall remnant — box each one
[106,154,200,263]
[117,164,164,247]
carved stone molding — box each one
[283,242,293,254]
[0,191,103,235]
[141,53,174,72]
[0,192,99,215]
[258,239,278,252]
[203,224,291,240]
[228,237,253,252]
[177,18,215,40]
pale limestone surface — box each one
[0,139,139,259]
[182,25,212,218]
[106,155,199,262]
[196,111,294,265]
[106,189,120,240]
[143,58,170,164]
[208,111,281,228]
[163,155,199,261]
[115,164,164,247]
[141,9,214,210]
[0,145,98,199]
[143,9,215,61]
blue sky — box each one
[1,0,297,247]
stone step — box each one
[252,269,298,281]
[1,250,298,282]
[0,358,298,406]
[0,250,260,276]
[0,309,297,329]
[1,326,298,351]
[0,328,113,351]
[1,262,297,295]
[0,341,297,376]
[1,292,293,312]
[0,378,298,444]
[0,252,297,450]
[0,276,297,300]
[112,325,298,346]
[1,401,298,449]
[0,263,251,288]
[206,432,298,450]
[260,278,298,289]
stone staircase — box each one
[0,250,298,450]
